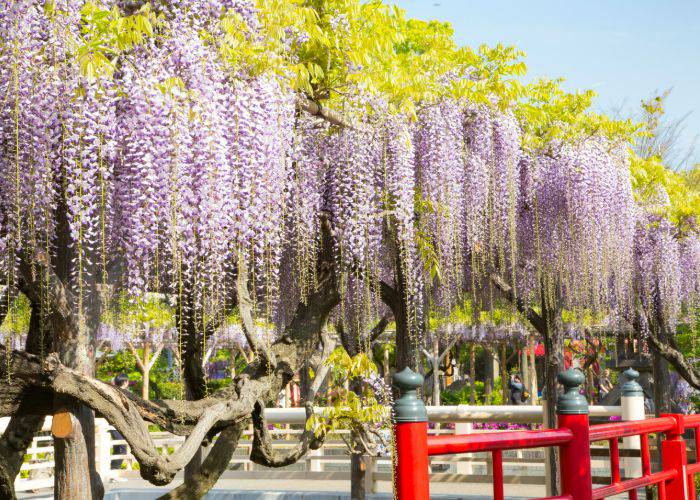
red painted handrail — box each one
[426,428,573,456]
[591,469,676,499]
[685,462,700,474]
[687,462,700,474]
[588,417,675,441]
[683,414,700,426]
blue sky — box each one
[393,0,700,168]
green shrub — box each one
[440,378,504,405]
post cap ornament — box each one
[392,367,428,423]
[621,368,644,397]
[557,368,589,415]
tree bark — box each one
[381,249,423,372]
[52,307,102,500]
[54,404,101,500]
[157,424,244,500]
[469,344,476,404]
[142,342,150,401]
[177,293,208,483]
[0,301,48,500]
[381,279,416,371]
[541,288,564,497]
[432,336,440,406]
[36,183,103,499]
[350,452,366,500]
[500,343,508,404]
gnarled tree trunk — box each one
[0,300,48,500]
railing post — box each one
[94,418,112,483]
[621,368,644,478]
[454,412,473,474]
[661,414,691,500]
[557,369,592,500]
[393,368,429,500]
[306,447,323,472]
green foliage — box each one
[216,0,525,117]
[517,78,640,152]
[97,347,182,399]
[72,1,159,82]
[629,93,699,230]
[0,294,30,335]
[101,293,174,341]
[440,378,503,405]
[372,340,395,369]
[306,347,387,439]
[631,154,699,231]
[429,298,523,331]
[675,313,700,366]
[97,348,140,386]
[560,308,607,327]
[324,346,378,385]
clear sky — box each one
[393,0,700,168]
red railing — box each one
[678,413,700,497]
[589,417,677,499]
[392,368,700,500]
[426,429,575,500]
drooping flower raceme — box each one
[518,138,637,313]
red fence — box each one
[392,368,700,500]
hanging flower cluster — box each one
[679,233,700,305]
[518,138,637,313]
[634,214,683,324]
[415,102,466,311]
[413,100,523,315]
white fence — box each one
[2,404,634,494]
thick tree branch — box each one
[369,314,391,344]
[379,280,399,311]
[306,328,337,401]
[128,341,146,373]
[149,343,164,371]
[0,346,258,485]
[0,212,341,495]
[17,248,79,340]
[156,423,245,500]
[644,322,700,391]
[236,252,276,367]
[490,273,546,334]
[0,302,47,500]
[250,401,323,467]
[299,98,353,129]
[162,214,340,496]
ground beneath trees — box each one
[16,476,637,499]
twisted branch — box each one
[250,401,324,467]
